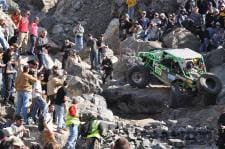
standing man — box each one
[17,10,30,54]
[64,98,80,149]
[97,34,108,65]
[73,22,84,52]
[15,65,37,123]
[87,34,98,70]
[29,17,39,55]
[55,81,68,133]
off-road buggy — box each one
[127,48,222,108]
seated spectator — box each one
[167,13,177,31]
[61,39,75,69]
[205,8,216,28]
[185,0,197,14]
[42,104,57,145]
[8,30,19,46]
[0,130,11,149]
[129,21,143,39]
[208,21,222,37]
[219,3,225,27]
[177,7,188,27]
[65,50,81,70]
[138,11,150,30]
[10,115,29,139]
[0,0,8,12]
[211,28,225,48]
[198,25,210,52]
[144,22,160,41]
[119,14,132,40]
[188,6,202,28]
[159,13,168,31]
[101,54,113,84]
[113,137,130,149]
[151,12,161,26]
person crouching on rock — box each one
[101,53,113,84]
[64,97,80,149]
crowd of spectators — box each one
[121,0,225,52]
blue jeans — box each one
[90,51,98,70]
[0,36,9,51]
[65,124,78,149]
[31,96,48,122]
[199,38,209,52]
[55,104,65,130]
[75,35,83,51]
[16,91,31,123]
[29,35,37,54]
[128,6,135,20]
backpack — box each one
[38,114,45,131]
[79,121,91,138]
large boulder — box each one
[205,47,225,69]
[0,11,16,38]
[76,94,114,121]
[162,28,201,51]
[103,18,120,53]
[120,37,162,54]
[102,85,170,115]
[65,61,102,96]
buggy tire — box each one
[197,73,222,95]
[127,65,150,88]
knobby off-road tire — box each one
[197,73,222,95]
[127,65,151,88]
[197,73,222,106]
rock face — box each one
[30,0,58,12]
[102,85,170,115]
[76,94,114,121]
[163,28,201,51]
[0,11,16,38]
[103,18,120,53]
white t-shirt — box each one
[32,80,42,98]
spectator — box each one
[189,7,202,28]
[0,0,8,12]
[151,12,162,26]
[42,104,57,145]
[31,73,48,123]
[113,137,130,149]
[55,81,68,133]
[126,0,137,20]
[36,30,48,68]
[65,50,81,70]
[205,8,216,28]
[8,30,19,46]
[47,68,65,123]
[101,54,113,84]
[64,97,80,149]
[0,18,9,51]
[29,17,39,55]
[167,13,177,31]
[129,21,143,39]
[185,0,197,14]
[83,116,104,149]
[138,11,150,30]
[86,34,98,70]
[2,48,17,105]
[144,22,160,41]
[10,115,29,138]
[97,34,108,65]
[73,22,84,52]
[15,65,37,123]
[11,9,21,30]
[0,130,11,149]
[17,10,30,53]
[198,25,210,52]
[61,39,75,69]
[177,8,188,27]
[219,3,225,27]
[211,28,225,48]
[119,14,132,40]
[159,13,168,31]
